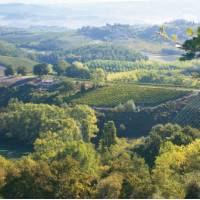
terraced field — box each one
[73,84,190,107]
[174,94,200,128]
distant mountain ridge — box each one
[79,20,200,41]
[0,2,199,28]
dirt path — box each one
[0,76,36,87]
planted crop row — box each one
[174,94,200,128]
[73,84,189,107]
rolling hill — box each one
[0,55,37,70]
[73,84,190,107]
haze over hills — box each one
[0,0,199,28]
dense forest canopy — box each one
[0,101,200,198]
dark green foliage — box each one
[53,60,70,75]
[0,103,200,199]
[109,153,153,199]
[0,101,98,147]
[4,65,15,76]
[91,68,106,86]
[16,66,27,76]
[79,24,138,41]
[50,79,75,93]
[65,62,91,79]
[1,156,98,199]
[98,106,169,138]
[100,121,117,150]
[113,100,137,112]
[181,27,200,60]
[65,44,147,62]
[50,157,98,199]
[33,63,50,76]
[133,123,200,167]
[0,84,37,107]
[1,158,55,199]
[0,79,77,107]
[185,182,200,199]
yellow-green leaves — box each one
[153,139,200,199]
[171,34,178,42]
[186,28,194,37]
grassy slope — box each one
[0,55,37,70]
[73,84,190,107]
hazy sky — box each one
[0,0,153,4]
[0,0,199,28]
[0,0,197,6]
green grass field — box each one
[0,55,37,70]
[73,84,190,107]
[0,66,4,76]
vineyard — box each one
[87,60,150,72]
[86,59,200,72]
[174,94,200,128]
[73,84,190,107]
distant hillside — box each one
[0,19,197,64]
[0,40,26,57]
[65,43,148,62]
[79,24,139,41]
[79,20,200,42]
[0,55,37,70]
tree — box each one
[4,65,15,76]
[53,60,70,76]
[133,123,200,167]
[50,156,98,199]
[185,182,200,199]
[17,66,27,76]
[96,173,123,199]
[54,79,75,93]
[114,100,137,112]
[181,27,200,60]
[1,157,55,199]
[91,68,106,86]
[100,121,117,150]
[33,63,50,76]
[158,26,200,60]
[152,139,200,198]
[0,156,15,189]
[69,105,99,142]
[0,101,80,145]
[110,153,153,198]
[73,61,84,68]
[65,62,91,79]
